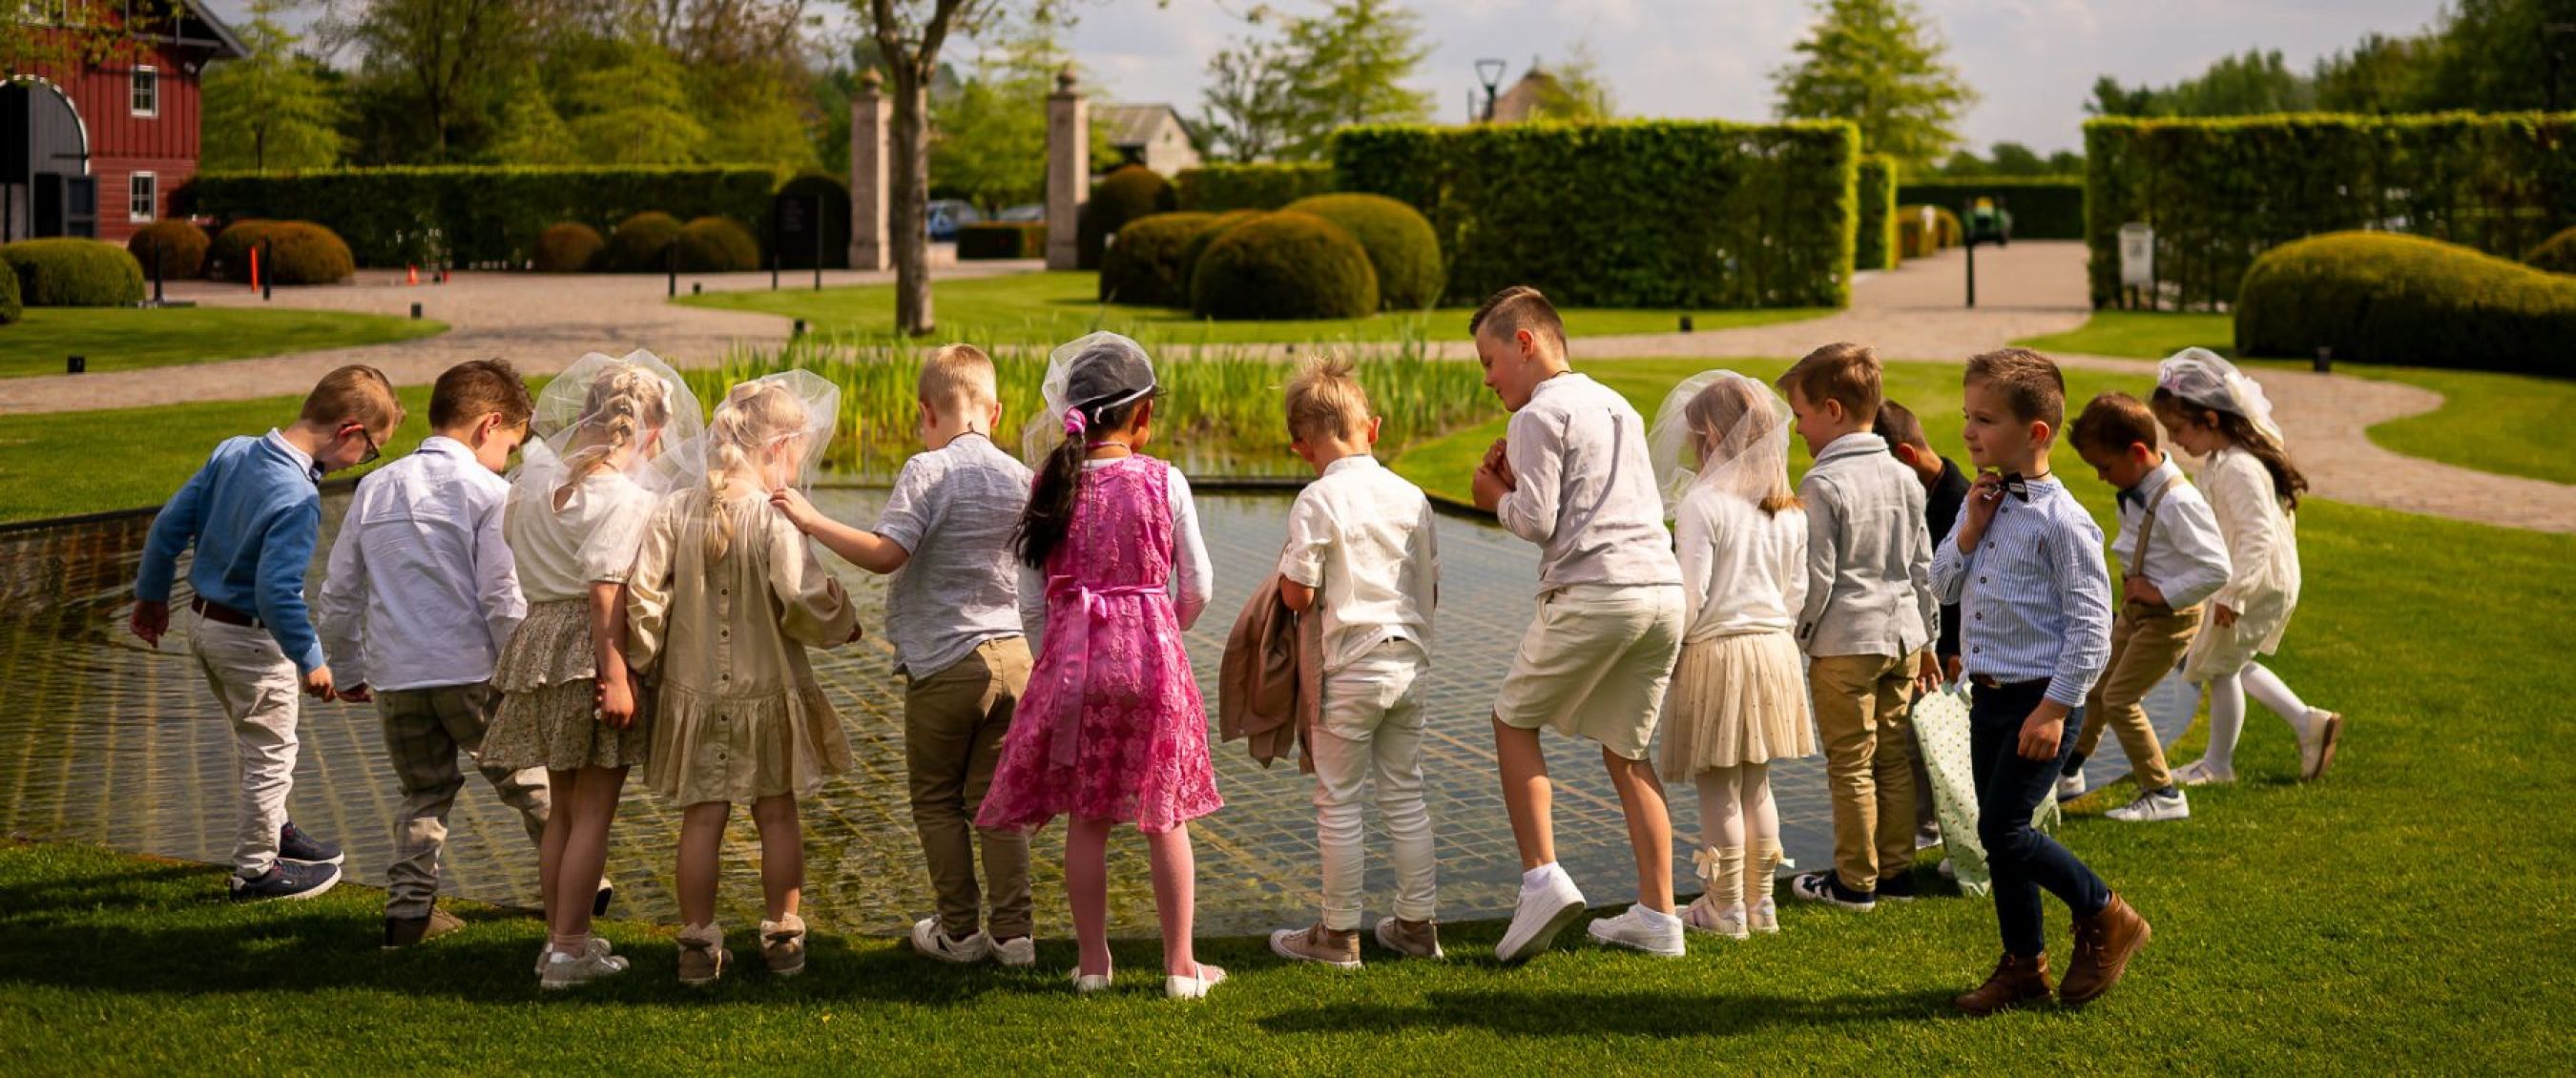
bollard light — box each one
[67,355,85,374]
[410,302,423,320]
[1679,315,1693,334]
[2315,346,2333,374]
[692,282,703,296]
[793,319,807,338]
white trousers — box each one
[189,613,303,878]
[1310,641,1437,931]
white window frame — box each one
[132,66,159,117]
[129,172,156,222]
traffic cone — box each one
[407,264,420,285]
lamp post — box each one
[1476,58,1506,122]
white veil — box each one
[510,349,707,515]
[705,368,841,493]
[1646,369,1794,516]
[1022,331,1156,465]
[2157,346,2284,446]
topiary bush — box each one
[1,238,147,305]
[534,222,605,272]
[1856,156,1899,272]
[1279,193,1443,311]
[260,222,356,284]
[1076,164,1175,270]
[605,211,685,272]
[208,218,280,281]
[0,256,20,324]
[957,222,1046,259]
[127,219,210,279]
[2526,225,2576,276]
[675,216,759,272]
[1099,212,1215,307]
[1897,204,1963,259]
[2234,231,2576,375]
[1190,211,1378,321]
[1174,162,1336,212]
[1179,210,1260,280]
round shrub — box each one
[2233,231,2576,375]
[2525,225,2576,276]
[775,173,852,270]
[0,238,146,305]
[208,219,280,281]
[1281,193,1444,310]
[605,211,685,273]
[1190,212,1378,321]
[0,256,20,324]
[127,219,209,279]
[206,219,351,284]
[1076,164,1175,270]
[1179,210,1260,280]
[1099,212,1215,307]
[534,222,605,273]
[675,217,759,273]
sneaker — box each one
[1914,822,1943,851]
[228,860,340,902]
[1373,917,1444,960]
[278,821,343,866]
[1494,865,1588,964]
[1937,859,1958,882]
[2060,893,2152,1005]
[676,925,729,986]
[1269,923,1362,969]
[2056,772,2088,801]
[1681,896,1749,940]
[1748,896,1779,934]
[760,914,808,977]
[1954,952,2053,1016]
[592,880,615,918]
[2105,788,2191,823]
[1788,870,1875,912]
[2299,710,2344,781]
[540,940,631,990]
[1876,871,1918,902]
[1166,963,1226,1000]
[382,906,464,949]
[2172,758,2235,787]
[909,917,992,964]
[991,935,1037,967]
[536,937,617,976]
[1585,906,1686,957]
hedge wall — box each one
[1331,120,1859,308]
[2084,114,2576,310]
[181,166,782,269]
[1174,163,1337,213]
[1896,177,2083,240]
[2235,231,2576,375]
[1857,156,1899,272]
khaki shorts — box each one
[1494,584,1686,760]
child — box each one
[1264,354,1442,968]
[1648,371,1813,940]
[628,371,857,986]
[315,359,551,949]
[1876,399,1970,849]
[1777,343,1941,912]
[771,344,1040,968]
[2151,348,2344,784]
[2063,391,2233,822]
[1932,347,2146,1015]
[975,332,1226,1000]
[484,351,704,987]
[1466,287,1688,962]
[131,364,403,902]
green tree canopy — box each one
[1200,0,1434,162]
[200,0,343,174]
[1770,0,1977,170]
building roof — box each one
[1094,103,1193,149]
[120,0,249,59]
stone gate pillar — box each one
[1046,67,1089,270]
[849,71,891,272]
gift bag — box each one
[2141,664,2200,745]
[1913,682,2060,898]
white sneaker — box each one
[1681,896,1749,940]
[539,940,630,989]
[2106,788,2191,822]
[990,934,1036,967]
[2056,772,2088,801]
[1494,865,1587,964]
[1937,859,1958,882]
[909,917,992,964]
[1586,906,1686,957]
[536,937,617,976]
[2173,758,2236,787]
[1914,823,1943,851]
[1166,963,1226,1000]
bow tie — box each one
[2117,487,2142,509]
[2001,472,2031,503]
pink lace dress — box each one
[976,455,1223,833]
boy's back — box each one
[139,433,329,671]
[1797,435,1936,658]
[1280,455,1437,672]
[319,437,521,692]
[1498,372,1680,591]
[875,433,1033,678]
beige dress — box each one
[1658,488,1818,779]
[486,471,658,772]
[626,486,859,806]
[2182,447,2301,683]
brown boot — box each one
[2061,893,2151,1005]
[1269,923,1362,968]
[1953,952,2053,1015]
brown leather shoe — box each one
[1953,952,2053,1015]
[1269,923,1362,968]
[2061,893,2151,1005]
[381,906,464,950]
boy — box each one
[316,359,554,947]
[1468,286,1688,962]
[772,344,1037,967]
[1877,400,1971,850]
[1777,344,1941,912]
[1933,348,2147,1014]
[2063,392,2231,823]
[131,364,404,902]
[1266,354,1443,968]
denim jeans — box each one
[1972,678,2110,957]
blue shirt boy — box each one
[135,431,329,674]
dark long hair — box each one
[2151,388,2307,511]
[1013,396,1148,569]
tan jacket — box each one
[1217,571,1322,774]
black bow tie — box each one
[2117,487,2142,509]
[2002,472,2031,503]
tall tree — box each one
[2313,32,2437,114]
[486,68,582,164]
[930,16,1111,210]
[1197,0,1433,162]
[1526,38,1617,122]
[0,1,179,78]
[1770,0,1976,171]
[1198,33,1298,162]
[201,0,345,173]
[850,0,1029,336]
[563,35,708,163]
[324,0,537,160]
[2087,49,2312,117]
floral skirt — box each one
[1657,631,1816,780]
[485,599,651,772]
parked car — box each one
[926,199,984,240]
[996,203,1045,222]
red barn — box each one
[4,1,244,243]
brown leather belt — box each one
[191,596,262,629]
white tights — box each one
[1693,763,1776,911]
[2200,663,2315,773]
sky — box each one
[207,0,2457,155]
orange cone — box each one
[407,264,419,285]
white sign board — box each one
[2119,222,2155,288]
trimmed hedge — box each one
[605,212,684,273]
[0,257,19,324]
[774,173,851,270]
[180,166,781,269]
[2,238,147,305]
[1280,193,1443,311]
[1077,165,1176,271]
[1896,204,1963,259]
[2527,225,2576,275]
[1180,210,1260,279]
[1898,178,2082,241]
[127,219,209,279]
[1174,163,1336,213]
[957,222,1046,259]
[1100,212,1215,307]
[1191,212,1378,321]
[1332,120,1859,309]
[2085,114,2576,310]
[204,220,354,285]
[2235,232,2576,374]
[1857,156,1899,272]
[675,217,759,273]
[534,222,604,273]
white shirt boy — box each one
[2112,456,2232,610]
[317,436,524,692]
[1278,455,1440,674]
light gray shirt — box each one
[875,433,1033,679]
[1495,372,1682,594]
[1796,431,1940,658]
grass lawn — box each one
[0,386,434,523]
[678,270,1828,345]
[2014,311,2576,487]
[4,357,2568,1070]
[0,307,447,380]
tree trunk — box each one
[889,67,935,336]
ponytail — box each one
[1013,397,1144,569]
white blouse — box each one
[1673,487,1809,643]
[504,470,659,604]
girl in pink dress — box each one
[976,333,1225,999]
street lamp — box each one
[1476,58,1506,122]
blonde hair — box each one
[918,343,998,413]
[300,363,404,434]
[1468,284,1567,354]
[700,380,809,563]
[562,361,674,493]
[1687,376,1801,515]
[1776,342,1882,425]
[1283,352,1371,444]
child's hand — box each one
[2017,707,2064,761]
[1481,439,1516,488]
[1472,461,1512,512]
[596,674,636,730]
[303,665,338,701]
[1942,654,1963,685]
[129,600,168,647]
[769,487,821,532]
[845,622,865,644]
[1913,651,1942,694]
[2124,578,2168,606]
[1958,471,2006,551]
[339,683,373,704]
[2212,602,2239,628]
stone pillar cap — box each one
[1054,65,1079,93]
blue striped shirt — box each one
[1929,474,2112,707]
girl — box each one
[1648,372,1814,940]
[488,351,702,989]
[626,372,859,986]
[976,333,1224,1000]
[2151,349,2344,785]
